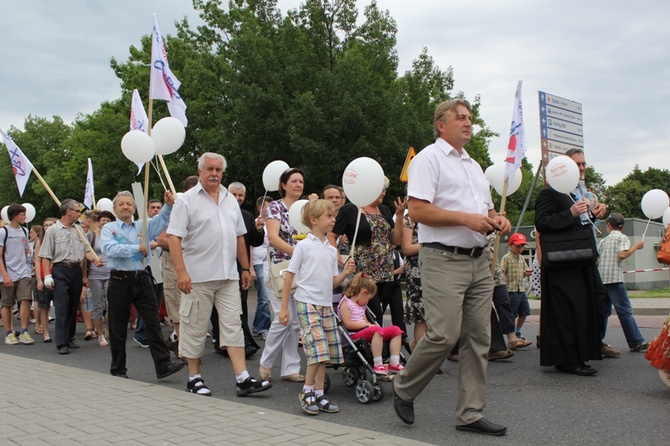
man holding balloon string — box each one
[392,99,511,436]
[566,148,621,359]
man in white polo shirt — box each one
[392,99,511,436]
[167,152,271,397]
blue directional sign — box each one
[539,91,583,165]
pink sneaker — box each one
[388,363,405,373]
[373,364,388,375]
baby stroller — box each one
[324,293,405,404]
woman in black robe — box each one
[534,186,601,376]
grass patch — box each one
[633,288,670,298]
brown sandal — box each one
[509,338,532,350]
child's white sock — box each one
[373,356,383,367]
[390,355,400,366]
[303,384,315,394]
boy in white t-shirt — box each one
[0,204,34,345]
[279,199,354,416]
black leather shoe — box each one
[393,384,415,425]
[157,361,186,379]
[245,344,259,358]
[456,417,507,436]
[57,346,69,355]
[556,364,597,376]
[68,340,80,349]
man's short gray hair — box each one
[59,199,79,217]
[198,152,227,171]
[228,182,246,193]
[112,191,136,210]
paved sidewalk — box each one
[529,297,670,316]
[0,353,432,446]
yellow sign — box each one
[399,146,417,183]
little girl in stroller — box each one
[338,273,405,375]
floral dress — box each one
[265,200,297,264]
[403,215,424,324]
[354,213,393,283]
[646,315,670,371]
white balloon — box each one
[262,160,290,192]
[288,199,310,234]
[1,206,9,224]
[545,155,579,194]
[641,189,669,220]
[484,165,496,183]
[96,198,114,213]
[121,130,155,164]
[151,117,186,155]
[21,203,36,223]
[490,165,523,197]
[662,207,670,229]
[342,157,385,207]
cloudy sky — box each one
[1,0,668,186]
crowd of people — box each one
[1,100,668,438]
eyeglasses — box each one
[575,162,587,167]
[70,208,81,213]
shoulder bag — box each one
[541,227,597,269]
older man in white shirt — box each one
[167,152,271,397]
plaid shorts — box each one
[296,301,343,366]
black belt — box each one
[53,262,81,268]
[110,269,147,277]
[423,242,484,258]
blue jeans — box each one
[252,264,271,334]
[603,282,644,347]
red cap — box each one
[508,233,527,246]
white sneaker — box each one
[5,333,19,345]
[18,332,35,345]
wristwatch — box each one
[241,268,250,272]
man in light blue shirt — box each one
[101,190,184,380]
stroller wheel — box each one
[324,373,331,393]
[356,380,374,404]
[342,367,358,387]
[372,383,383,401]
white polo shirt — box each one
[167,182,246,283]
[288,233,338,307]
[407,138,493,248]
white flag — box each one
[504,81,526,182]
[129,89,148,174]
[150,14,188,126]
[84,158,95,209]
[1,127,34,197]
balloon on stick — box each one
[22,203,36,223]
[262,160,290,192]
[121,130,156,164]
[640,189,669,238]
[342,157,385,207]
[96,198,114,213]
[662,207,670,229]
[641,189,669,220]
[1,206,9,224]
[288,199,310,234]
[490,165,523,197]
[545,155,580,194]
[484,165,496,183]
[151,117,186,155]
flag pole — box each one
[157,154,177,196]
[31,167,100,262]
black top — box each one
[332,202,395,246]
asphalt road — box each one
[2,311,669,445]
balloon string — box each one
[568,195,601,235]
[150,158,168,191]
